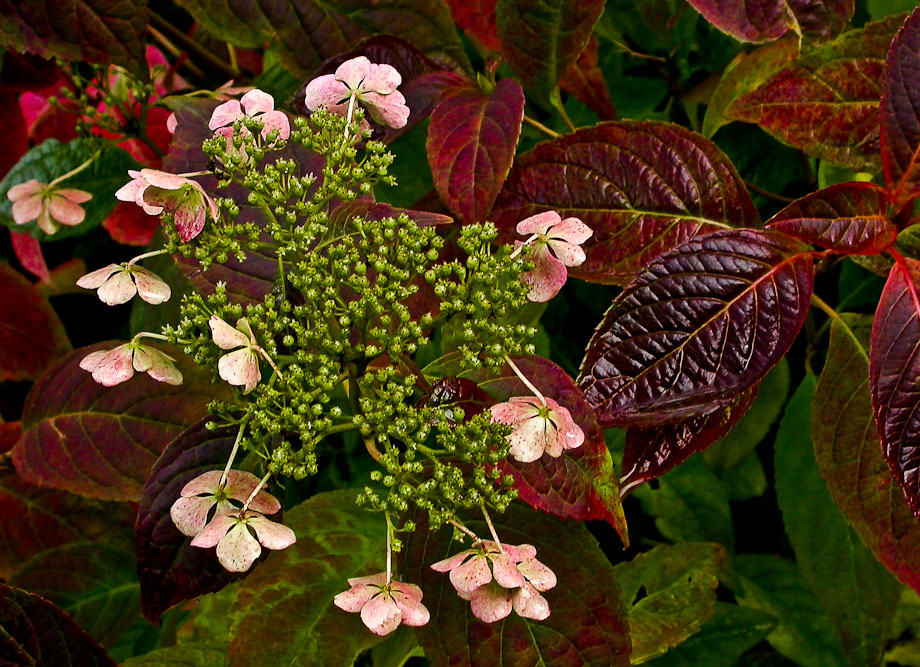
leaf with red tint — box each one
[0,0,148,79]
[478,356,628,545]
[686,0,853,42]
[816,314,920,593]
[0,423,19,454]
[12,342,227,501]
[446,0,500,51]
[0,261,70,381]
[491,121,760,286]
[495,0,605,100]
[726,15,905,170]
[579,229,814,427]
[869,255,920,517]
[560,36,617,121]
[421,377,492,422]
[621,387,758,495]
[881,7,920,204]
[0,584,115,665]
[0,92,27,180]
[402,504,631,666]
[20,90,79,145]
[427,79,524,225]
[102,201,160,247]
[0,52,62,94]
[9,230,50,283]
[766,182,899,255]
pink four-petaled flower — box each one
[76,263,171,306]
[208,89,291,143]
[169,469,281,537]
[515,211,592,302]
[209,315,264,393]
[79,341,182,387]
[115,169,218,242]
[489,396,585,463]
[7,180,92,236]
[190,508,296,573]
[334,572,430,636]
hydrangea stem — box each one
[242,471,273,510]
[219,416,250,488]
[127,248,170,266]
[48,156,96,188]
[385,513,394,585]
[448,519,481,544]
[508,234,537,260]
[504,355,546,406]
[481,506,504,555]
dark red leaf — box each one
[560,36,617,121]
[579,229,814,427]
[446,0,501,51]
[12,342,227,501]
[0,52,63,94]
[0,422,20,454]
[0,260,71,381]
[492,121,760,286]
[766,182,899,255]
[427,79,524,224]
[495,0,605,100]
[0,0,148,79]
[9,230,50,283]
[102,200,160,247]
[0,91,28,180]
[0,583,115,665]
[881,8,920,204]
[135,419,249,624]
[420,377,492,422]
[686,0,853,42]
[622,387,758,495]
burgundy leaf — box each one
[9,230,50,283]
[327,200,453,230]
[420,377,493,423]
[427,79,524,224]
[726,15,905,170]
[881,7,920,204]
[135,419,249,624]
[766,182,899,255]
[686,0,853,43]
[578,229,814,427]
[446,0,501,52]
[0,91,28,180]
[621,386,758,495]
[492,121,760,286]
[869,255,920,517]
[0,583,115,665]
[0,0,148,79]
[495,0,605,100]
[12,342,226,501]
[560,36,617,121]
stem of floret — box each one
[219,416,250,489]
[481,506,504,555]
[503,355,546,406]
[242,471,273,510]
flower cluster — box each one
[334,573,429,636]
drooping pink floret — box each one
[80,341,182,387]
[334,572,430,636]
[489,396,585,463]
[170,469,281,537]
[115,169,218,242]
[430,540,525,596]
[191,509,296,573]
[76,262,170,306]
[303,56,410,129]
[209,315,262,393]
[515,211,592,302]
[8,179,92,236]
[208,89,291,142]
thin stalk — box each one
[481,506,504,554]
[503,355,546,405]
[448,519,481,544]
[809,293,868,362]
[385,514,394,584]
[148,10,240,80]
[147,25,206,79]
[48,157,95,188]
[242,471,273,509]
[128,248,170,265]
[219,416,250,488]
[522,115,560,139]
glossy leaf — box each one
[881,7,920,204]
[612,542,724,664]
[491,121,760,285]
[403,504,632,666]
[560,35,617,120]
[686,0,853,42]
[228,489,386,666]
[726,15,905,170]
[870,255,920,517]
[766,182,898,254]
[13,342,224,501]
[776,375,900,666]
[817,313,920,592]
[0,260,71,381]
[578,229,814,427]
[0,583,115,665]
[427,79,524,225]
[0,0,147,79]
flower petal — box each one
[240,89,275,116]
[143,347,183,385]
[76,264,122,289]
[218,348,261,393]
[449,553,492,594]
[7,180,43,201]
[180,470,224,497]
[56,188,92,204]
[490,396,541,425]
[523,244,568,303]
[172,199,207,242]
[512,582,550,620]
[360,593,402,636]
[518,557,557,591]
[360,91,409,129]
[334,582,380,612]
[48,195,86,226]
[548,217,592,245]
[132,266,171,304]
[191,514,236,548]
[304,74,349,110]
[11,196,42,225]
[491,551,525,589]
[209,315,250,349]
[469,582,513,623]
[248,514,296,550]
[393,590,429,627]
[170,495,217,536]
[79,350,109,372]
[140,169,191,191]
[208,99,243,130]
[258,110,291,141]
[362,63,402,95]
[430,549,474,573]
[115,175,146,203]
[516,211,561,237]
[89,345,135,386]
[334,56,372,91]
[546,238,586,267]
[96,270,137,305]
[216,522,263,572]
[507,412,549,463]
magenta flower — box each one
[303,56,410,129]
[170,469,281,537]
[76,263,170,306]
[209,89,290,142]
[191,509,296,572]
[515,211,592,302]
[115,169,218,242]
[209,315,277,394]
[7,179,92,235]
[334,573,430,636]
[79,341,182,387]
[489,396,584,463]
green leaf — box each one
[0,138,139,242]
[717,453,767,501]
[370,626,424,667]
[122,644,227,666]
[735,554,847,667]
[613,542,724,664]
[227,490,388,666]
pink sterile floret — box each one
[80,341,182,387]
[209,315,262,393]
[170,469,281,537]
[208,88,291,142]
[489,396,585,463]
[76,262,170,306]
[515,211,592,302]
[303,56,410,129]
[334,572,430,636]
[115,169,218,242]
[8,179,92,236]
[191,509,295,573]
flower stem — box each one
[448,519,481,544]
[508,234,537,260]
[481,506,504,554]
[220,416,250,488]
[385,513,394,585]
[48,156,96,188]
[127,248,170,266]
[242,471,273,510]
[344,93,357,141]
[522,115,560,139]
[133,331,170,343]
[503,355,546,406]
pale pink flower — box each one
[115,169,218,242]
[511,544,556,621]
[209,315,263,393]
[8,180,92,236]
[334,572,430,636]
[303,56,410,129]
[170,469,281,537]
[515,211,592,302]
[489,396,584,463]
[190,509,296,573]
[208,89,290,142]
[80,341,182,387]
[76,262,170,306]
[430,540,525,596]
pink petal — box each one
[240,89,275,116]
[546,238,586,267]
[76,263,121,289]
[89,345,135,386]
[209,315,250,349]
[7,180,43,201]
[303,74,350,110]
[35,208,58,235]
[516,211,561,237]
[96,270,137,305]
[248,514,296,550]
[360,91,409,129]
[132,266,171,304]
[115,177,146,203]
[362,63,402,95]
[490,397,541,425]
[220,469,261,500]
[334,583,380,612]
[507,414,549,463]
[547,403,584,451]
[218,348,261,393]
[512,582,550,620]
[216,522,263,572]
[190,514,236,548]
[449,554,492,594]
[348,572,389,588]
[172,199,207,242]
[334,56,372,90]
[491,551,525,589]
[48,195,86,226]
[547,217,592,245]
[390,580,424,604]
[140,169,191,191]
[166,112,177,134]
[79,350,109,372]
[431,549,474,572]
[208,99,243,130]
[170,495,216,536]
[360,593,402,636]
[469,583,513,623]
[57,188,92,204]
[143,348,183,385]
[393,591,429,627]
[523,245,568,303]
[514,543,538,560]
[181,470,223,497]
[236,317,257,342]
[258,110,291,141]
[517,558,557,591]
[11,196,42,225]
